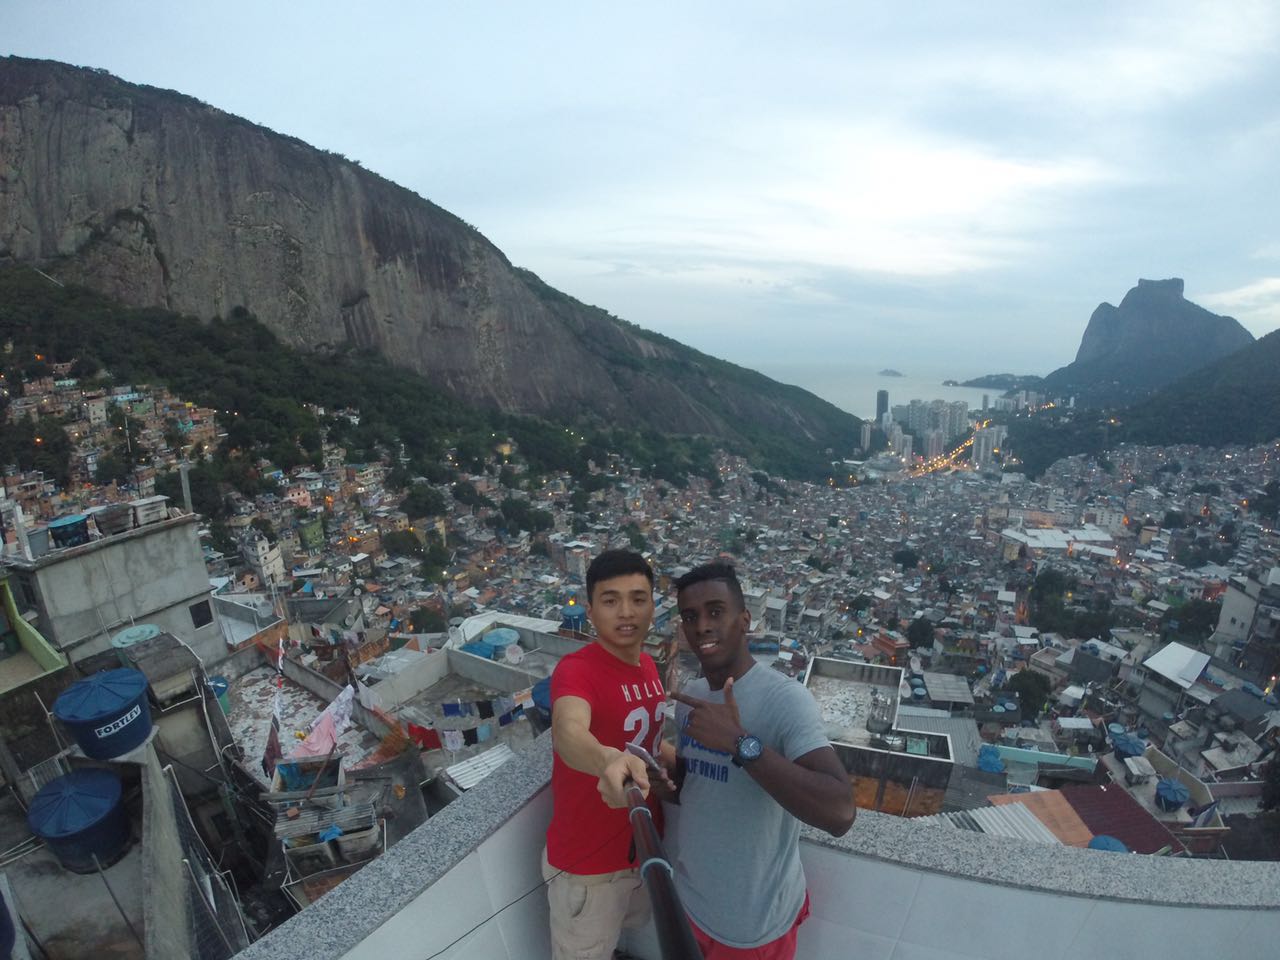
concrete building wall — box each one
[358,647,451,713]
[446,647,541,694]
[153,700,221,798]
[141,745,195,960]
[1217,580,1258,646]
[234,735,1280,960]
[15,517,220,665]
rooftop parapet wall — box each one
[234,733,1280,960]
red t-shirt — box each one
[546,641,666,875]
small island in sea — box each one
[961,373,1046,390]
[878,368,904,377]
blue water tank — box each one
[485,628,520,649]
[532,677,553,712]
[27,769,131,874]
[111,623,161,666]
[53,669,153,759]
[911,688,927,700]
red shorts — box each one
[688,892,810,960]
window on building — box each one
[189,599,213,629]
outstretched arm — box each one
[551,694,652,807]
[672,678,855,835]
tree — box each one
[1262,757,1280,812]
[382,529,423,557]
[1006,670,1052,717]
[402,483,446,518]
[410,607,446,633]
[892,547,919,571]
[1161,599,1221,646]
[906,617,934,649]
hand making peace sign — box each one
[670,675,749,755]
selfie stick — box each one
[625,783,703,960]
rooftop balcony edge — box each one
[235,733,1280,960]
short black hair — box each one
[586,549,654,603]
[674,561,745,610]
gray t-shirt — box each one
[673,663,831,948]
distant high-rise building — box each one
[875,389,889,421]
[924,429,945,460]
[899,433,913,463]
[860,421,872,451]
[982,393,989,412]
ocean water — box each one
[755,361,997,420]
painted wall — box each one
[24,518,220,664]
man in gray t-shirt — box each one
[670,563,856,957]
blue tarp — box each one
[1155,778,1190,811]
[1111,733,1146,759]
[977,744,1006,773]
[1088,835,1128,852]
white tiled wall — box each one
[343,790,553,960]
[345,799,1279,960]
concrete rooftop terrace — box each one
[226,666,381,787]
[234,734,1280,960]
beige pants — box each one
[542,847,650,960]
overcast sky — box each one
[6,1,1280,386]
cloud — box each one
[911,1,1280,116]
[1200,277,1280,335]
[508,119,1111,303]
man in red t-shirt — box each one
[544,549,669,960]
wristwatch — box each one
[732,734,763,767]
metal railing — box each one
[625,784,703,960]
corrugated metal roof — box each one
[921,671,975,705]
[896,708,982,767]
[1061,785,1186,855]
[915,803,1062,845]
[446,743,516,790]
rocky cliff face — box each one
[1043,278,1254,405]
[0,57,855,450]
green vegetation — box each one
[1029,568,1119,640]
[1006,670,1051,717]
[1263,756,1280,812]
[892,547,919,571]
[1005,330,1280,478]
[0,267,847,510]
[515,267,859,480]
[906,617,934,649]
[1158,599,1221,648]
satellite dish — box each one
[343,615,355,628]
[504,645,525,665]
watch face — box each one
[738,735,763,762]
